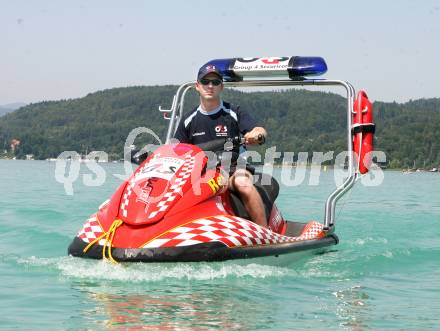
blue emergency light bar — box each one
[202,56,327,82]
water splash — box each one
[16,255,291,282]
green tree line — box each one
[0,85,439,169]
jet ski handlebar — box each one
[257,133,265,145]
[131,135,264,165]
[196,134,264,153]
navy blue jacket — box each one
[174,101,257,145]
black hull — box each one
[68,234,338,263]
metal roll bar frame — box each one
[159,79,356,231]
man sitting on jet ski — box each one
[174,64,268,228]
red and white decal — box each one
[142,216,324,248]
[268,204,285,233]
[120,181,136,218]
[77,214,105,245]
[136,157,185,181]
[215,125,228,137]
[146,154,196,219]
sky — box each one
[1,0,439,105]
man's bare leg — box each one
[230,169,267,228]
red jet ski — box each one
[68,56,374,263]
[68,137,337,263]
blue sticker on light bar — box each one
[200,56,327,82]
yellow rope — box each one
[83,219,123,264]
[103,219,123,263]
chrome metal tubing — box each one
[323,81,356,228]
[165,82,194,143]
[177,85,194,133]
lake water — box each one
[1,160,439,330]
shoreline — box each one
[1,158,438,172]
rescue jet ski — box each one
[68,56,375,263]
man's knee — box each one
[230,169,255,194]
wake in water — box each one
[16,255,292,282]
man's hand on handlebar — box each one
[244,127,267,145]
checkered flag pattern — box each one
[143,216,325,248]
[147,155,196,219]
[297,220,326,240]
[119,162,149,218]
[77,215,105,245]
[120,181,136,218]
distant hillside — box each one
[3,102,27,110]
[0,107,13,117]
[0,86,439,168]
[0,103,26,117]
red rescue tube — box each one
[352,91,375,174]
